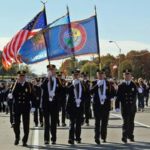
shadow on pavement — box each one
[27,141,150,150]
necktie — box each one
[75,84,79,98]
[50,77,53,90]
[100,81,104,92]
[100,85,103,93]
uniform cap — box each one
[17,70,26,75]
[97,69,105,74]
[123,69,132,74]
[47,64,56,70]
[56,71,62,76]
[81,72,88,77]
[72,69,80,75]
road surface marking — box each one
[111,113,150,128]
[32,127,39,150]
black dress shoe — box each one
[95,139,100,145]
[40,123,43,127]
[44,141,49,145]
[62,123,67,127]
[130,138,135,142]
[86,123,90,126]
[11,123,15,128]
[68,139,74,145]
[52,141,56,144]
[122,138,127,143]
[103,139,106,143]
[14,139,19,145]
[76,140,81,144]
[23,143,28,147]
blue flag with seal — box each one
[19,14,69,64]
[19,15,98,64]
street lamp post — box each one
[109,41,122,80]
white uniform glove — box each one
[8,93,13,99]
[31,108,36,113]
[97,80,103,87]
[76,99,81,107]
[4,101,7,106]
[50,91,55,97]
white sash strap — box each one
[48,77,56,102]
[98,80,106,105]
[73,79,82,107]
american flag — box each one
[2,8,47,70]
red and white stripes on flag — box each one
[2,8,47,70]
[2,30,36,69]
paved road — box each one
[0,106,150,150]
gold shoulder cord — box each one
[11,79,18,93]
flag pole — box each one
[94,6,101,70]
[41,1,51,66]
[66,6,76,70]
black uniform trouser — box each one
[69,109,83,141]
[84,99,91,124]
[8,102,13,124]
[34,108,43,125]
[58,100,66,124]
[145,96,149,106]
[0,102,6,112]
[13,110,30,143]
[43,103,58,142]
[138,95,144,109]
[122,111,136,139]
[94,110,109,140]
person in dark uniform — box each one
[57,72,67,127]
[145,80,150,106]
[41,64,59,145]
[81,72,91,126]
[66,69,84,144]
[115,69,137,143]
[11,70,35,146]
[136,78,146,112]
[0,82,6,113]
[32,78,43,127]
[91,69,115,144]
[7,78,15,127]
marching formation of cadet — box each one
[91,69,115,144]
[115,69,137,143]
[57,71,67,127]
[41,64,59,145]
[81,72,91,126]
[0,64,150,147]
[66,69,84,144]
[31,78,43,127]
[8,71,35,146]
